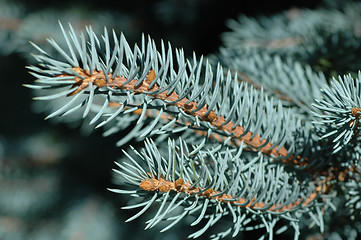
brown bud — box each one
[158,183,170,192]
[94,78,107,88]
[352,107,361,117]
[206,111,217,122]
[202,188,213,198]
[139,179,157,191]
[184,102,194,109]
[146,70,156,82]
[175,178,184,191]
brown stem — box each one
[139,173,325,213]
[63,67,290,158]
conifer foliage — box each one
[21,0,361,239]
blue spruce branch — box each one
[24,10,361,239]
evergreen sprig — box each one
[312,73,361,154]
[25,23,305,159]
[109,138,327,239]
